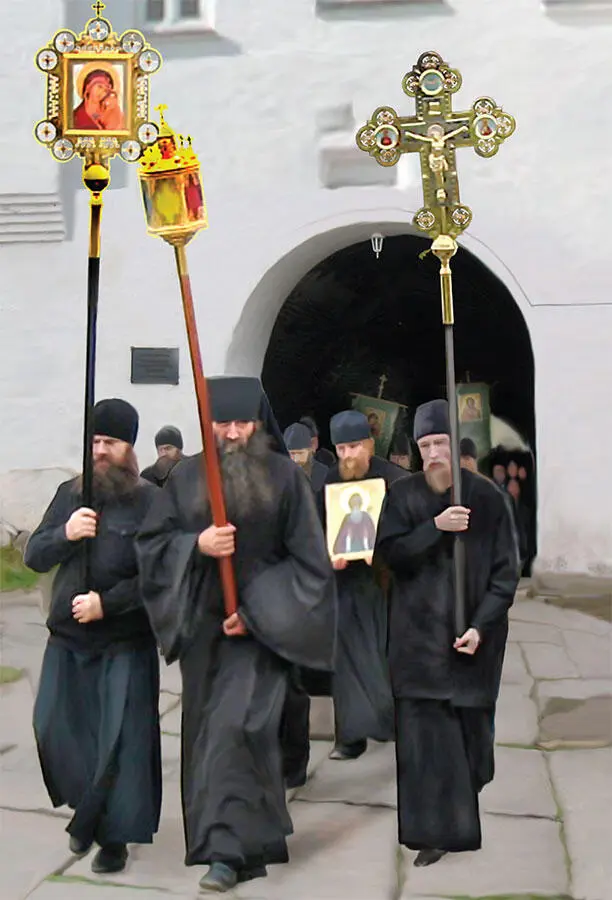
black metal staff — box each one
[356,50,516,634]
[34,2,163,585]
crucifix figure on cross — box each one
[355,51,516,635]
[356,51,515,240]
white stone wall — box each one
[1,0,611,576]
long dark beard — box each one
[339,457,370,482]
[74,451,139,503]
[203,429,275,521]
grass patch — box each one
[0,666,23,685]
[0,546,39,592]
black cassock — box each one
[135,453,336,871]
[375,469,519,852]
[24,478,162,848]
[320,457,405,745]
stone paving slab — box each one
[0,745,63,814]
[536,677,612,702]
[160,661,182,697]
[509,619,565,645]
[0,808,73,900]
[0,676,36,748]
[520,642,580,680]
[562,630,612,679]
[511,598,612,636]
[481,746,557,819]
[549,748,612,900]
[500,642,533,689]
[400,814,568,898]
[493,684,539,746]
[234,803,398,900]
[295,740,396,808]
[29,880,182,899]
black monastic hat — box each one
[460,437,477,459]
[93,399,139,445]
[155,425,183,450]
[207,376,288,455]
[413,399,450,442]
[330,410,371,446]
[283,423,313,451]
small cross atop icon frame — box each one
[92,1,106,17]
[356,51,516,239]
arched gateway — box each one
[227,222,536,569]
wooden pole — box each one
[173,243,238,617]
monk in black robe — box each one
[141,425,184,488]
[284,422,328,492]
[322,410,405,761]
[299,415,336,468]
[278,422,335,787]
[135,377,336,894]
[24,399,161,875]
[375,399,519,866]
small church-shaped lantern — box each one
[139,105,208,246]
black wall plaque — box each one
[131,347,179,385]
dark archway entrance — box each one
[262,233,536,567]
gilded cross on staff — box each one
[355,50,516,635]
[356,51,515,241]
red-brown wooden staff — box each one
[138,106,237,616]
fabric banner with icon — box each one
[456,382,491,459]
[351,394,402,458]
[325,478,387,562]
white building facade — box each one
[1,0,611,589]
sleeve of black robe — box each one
[469,497,519,637]
[24,482,81,574]
[375,480,445,575]
[239,465,337,672]
[135,472,213,664]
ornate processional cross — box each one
[356,51,515,241]
[355,52,516,636]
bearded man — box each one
[283,422,328,491]
[24,399,161,875]
[141,425,185,488]
[135,377,336,894]
[375,399,519,867]
[322,410,405,761]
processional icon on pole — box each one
[34,2,162,586]
[356,51,516,634]
[138,108,239,621]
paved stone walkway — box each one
[1,587,610,900]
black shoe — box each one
[199,863,238,893]
[237,865,267,883]
[329,740,367,761]
[414,848,448,867]
[91,843,128,874]
[68,835,92,856]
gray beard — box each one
[425,467,452,495]
[203,429,275,521]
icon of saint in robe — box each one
[333,491,377,556]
